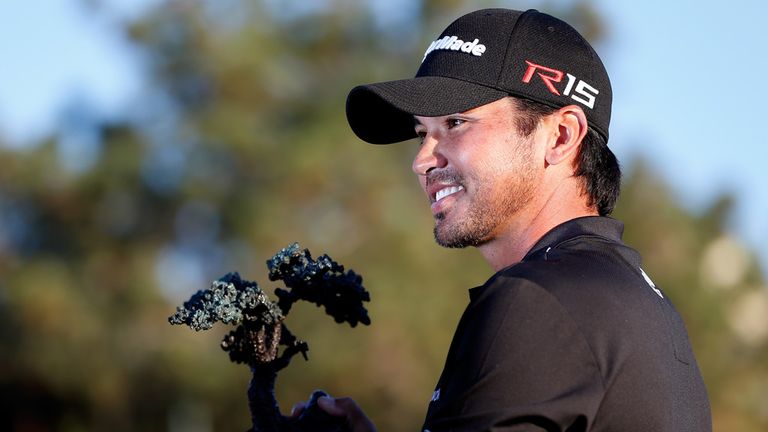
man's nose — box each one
[412,134,447,176]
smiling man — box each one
[308,8,711,432]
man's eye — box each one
[416,130,427,143]
[447,118,465,128]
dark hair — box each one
[511,97,621,216]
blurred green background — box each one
[1,1,767,431]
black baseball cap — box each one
[346,8,612,144]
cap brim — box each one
[346,76,508,144]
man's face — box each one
[412,98,541,248]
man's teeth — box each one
[435,186,464,202]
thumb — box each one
[317,396,345,416]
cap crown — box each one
[417,9,611,140]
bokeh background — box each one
[1,0,766,431]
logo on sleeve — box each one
[423,36,486,61]
[430,388,441,402]
[640,267,664,299]
[522,60,599,109]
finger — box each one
[317,396,346,416]
[333,397,368,425]
[290,401,307,418]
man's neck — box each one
[477,197,598,272]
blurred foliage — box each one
[1,0,766,431]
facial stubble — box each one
[433,137,538,249]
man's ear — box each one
[544,105,588,166]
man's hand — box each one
[291,392,376,432]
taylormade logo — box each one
[423,35,486,61]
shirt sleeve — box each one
[422,275,605,432]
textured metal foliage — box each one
[268,242,371,327]
[168,272,283,331]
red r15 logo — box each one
[522,60,599,109]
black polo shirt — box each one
[422,216,711,432]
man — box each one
[302,8,711,431]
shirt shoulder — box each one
[497,233,660,326]
[423,273,605,430]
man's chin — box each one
[433,224,485,249]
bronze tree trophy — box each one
[169,243,371,431]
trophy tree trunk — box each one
[247,364,283,432]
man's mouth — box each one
[425,170,465,213]
[434,185,464,203]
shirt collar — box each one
[522,216,624,262]
[468,216,625,301]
